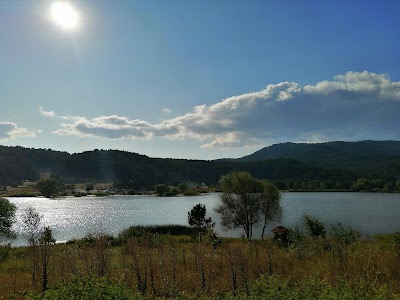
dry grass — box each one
[1,234,399,299]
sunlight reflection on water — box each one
[7,192,400,246]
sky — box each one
[1,0,400,160]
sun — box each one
[50,1,79,31]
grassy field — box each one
[0,228,399,299]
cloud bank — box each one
[51,71,400,148]
[0,122,36,140]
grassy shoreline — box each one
[1,225,399,299]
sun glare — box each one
[50,1,79,31]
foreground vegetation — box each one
[1,227,400,299]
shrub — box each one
[288,227,305,259]
[0,244,11,264]
[393,232,400,259]
[331,223,360,246]
[303,214,326,239]
[164,191,178,197]
[155,184,169,196]
[178,183,188,193]
[243,275,394,300]
[28,276,134,300]
[330,223,361,272]
[119,224,197,242]
[184,190,199,196]
[209,232,222,249]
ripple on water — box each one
[7,192,400,246]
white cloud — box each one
[0,122,36,140]
[54,115,179,139]
[53,71,400,147]
[162,107,172,114]
[40,107,56,118]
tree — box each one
[259,181,282,240]
[178,183,188,194]
[351,178,372,192]
[86,183,95,192]
[0,197,16,243]
[37,178,59,198]
[21,206,43,288]
[22,206,42,244]
[39,226,55,292]
[303,214,326,239]
[396,179,400,191]
[188,203,214,241]
[215,172,264,239]
[154,184,169,196]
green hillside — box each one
[0,141,399,192]
[238,140,400,172]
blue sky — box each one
[1,0,400,159]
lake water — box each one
[7,192,400,246]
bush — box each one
[155,184,169,196]
[303,214,326,239]
[288,227,305,259]
[243,275,393,300]
[393,232,400,259]
[119,224,197,242]
[164,191,178,197]
[127,189,137,195]
[183,190,199,196]
[178,183,188,193]
[209,232,222,249]
[0,244,11,264]
[28,276,134,300]
[331,223,360,246]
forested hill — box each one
[52,150,342,189]
[0,146,68,185]
[1,141,399,190]
[0,146,357,189]
[237,140,400,170]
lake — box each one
[7,192,400,246]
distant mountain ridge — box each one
[1,141,399,190]
[0,145,328,187]
[237,140,400,170]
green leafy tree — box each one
[178,183,188,193]
[216,172,282,239]
[303,214,326,239]
[396,179,400,191]
[0,197,16,243]
[351,178,372,192]
[154,184,169,196]
[259,181,282,239]
[37,178,59,198]
[86,183,95,192]
[215,172,264,239]
[188,203,214,241]
[383,181,395,192]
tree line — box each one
[1,145,400,193]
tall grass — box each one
[1,229,399,299]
